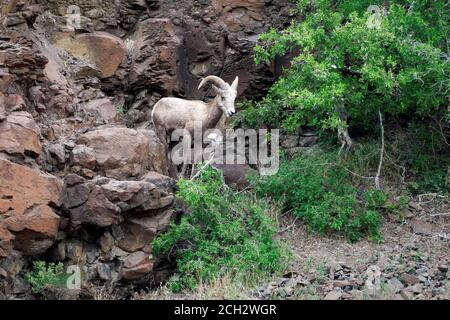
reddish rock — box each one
[0,112,41,157]
[121,251,154,281]
[65,176,174,228]
[0,69,12,91]
[76,32,126,78]
[0,159,63,216]
[400,273,420,286]
[53,31,125,78]
[213,0,265,32]
[0,159,63,256]
[141,171,176,193]
[5,205,60,255]
[81,98,117,122]
[213,163,255,191]
[128,18,181,93]
[116,209,176,253]
[100,179,173,212]
[0,29,48,83]
[71,127,167,179]
[69,185,121,228]
[4,94,26,112]
[140,129,170,176]
[47,91,72,115]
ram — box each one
[152,75,239,177]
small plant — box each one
[152,167,286,292]
[25,261,65,294]
[116,103,125,116]
[252,151,386,242]
[383,195,409,216]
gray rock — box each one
[281,135,299,148]
[400,290,414,300]
[48,143,66,163]
[412,283,423,294]
[12,277,30,294]
[97,262,113,281]
[324,290,343,300]
[388,277,405,291]
[298,135,318,147]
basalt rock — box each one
[121,251,154,281]
[113,209,175,253]
[65,174,174,228]
[0,158,63,257]
[213,163,255,191]
[52,31,126,78]
[0,69,13,92]
[80,98,117,122]
[71,127,168,179]
[0,112,42,158]
[0,27,48,86]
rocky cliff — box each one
[0,0,294,297]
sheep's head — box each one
[199,75,239,117]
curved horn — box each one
[198,75,229,90]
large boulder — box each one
[100,178,174,212]
[68,184,122,228]
[52,31,126,78]
[213,163,255,191]
[0,112,41,157]
[65,175,174,228]
[71,127,168,179]
[121,251,154,281]
[81,98,117,122]
[0,159,63,257]
[5,205,60,256]
[114,209,176,253]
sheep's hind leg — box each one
[180,129,193,179]
[156,127,178,178]
[168,136,180,179]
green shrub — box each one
[152,167,285,292]
[396,122,450,195]
[239,0,449,133]
[252,151,385,242]
[25,261,66,294]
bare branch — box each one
[374,109,385,190]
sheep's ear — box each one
[230,76,239,91]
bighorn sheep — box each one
[152,75,239,177]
